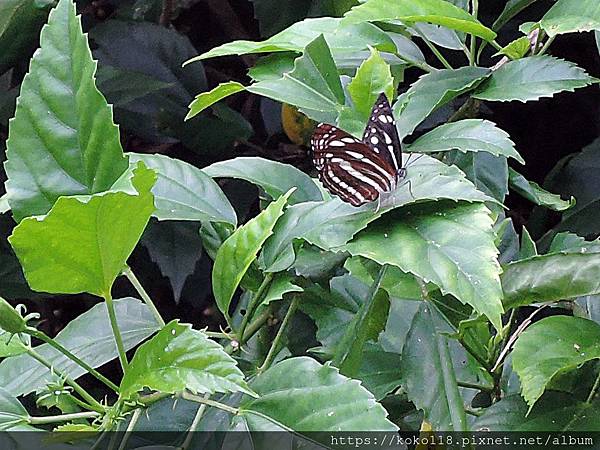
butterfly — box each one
[311,92,407,207]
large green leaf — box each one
[0,388,29,431]
[127,153,237,225]
[343,202,504,330]
[541,0,600,37]
[474,393,600,431]
[474,56,596,102]
[393,67,490,140]
[508,167,575,211]
[204,157,322,205]
[0,298,159,396]
[246,35,345,124]
[492,0,539,31]
[212,190,293,319]
[187,18,395,62]
[342,0,496,41]
[120,321,253,398]
[0,0,51,75]
[239,357,397,431]
[355,342,402,401]
[4,0,129,222]
[9,164,156,297]
[502,252,600,309]
[512,316,600,408]
[408,119,524,163]
[400,303,467,431]
[260,154,495,272]
[343,47,394,134]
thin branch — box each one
[122,267,165,327]
[257,297,298,374]
[413,27,453,70]
[237,273,274,342]
[180,392,239,415]
[179,396,209,450]
[104,293,128,373]
[118,408,142,450]
[537,35,556,56]
[29,411,100,425]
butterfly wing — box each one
[311,123,397,206]
[362,92,402,172]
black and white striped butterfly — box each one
[311,93,406,206]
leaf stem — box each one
[29,411,100,425]
[469,0,479,66]
[236,273,274,342]
[257,297,298,374]
[117,408,142,450]
[180,392,239,415]
[413,27,453,70]
[25,328,119,393]
[585,367,600,404]
[537,35,556,56]
[25,347,104,413]
[490,40,503,51]
[179,397,209,450]
[457,380,493,392]
[122,267,165,327]
[104,293,128,373]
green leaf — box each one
[393,67,490,140]
[474,56,596,102]
[9,163,156,297]
[204,157,322,205]
[474,393,600,431]
[0,297,27,334]
[408,119,524,163]
[261,154,496,272]
[142,221,203,303]
[343,202,504,331]
[120,320,253,398]
[494,36,531,60]
[0,298,159,396]
[187,18,395,62]
[239,356,397,431]
[246,35,345,124]
[444,151,508,203]
[0,331,28,358]
[186,81,245,120]
[400,303,467,431]
[541,0,600,37]
[518,227,538,259]
[127,153,237,225]
[261,273,303,306]
[355,342,402,400]
[512,316,600,409]
[0,388,29,431]
[492,0,539,31]
[549,232,600,254]
[212,190,293,319]
[0,0,51,75]
[4,0,129,222]
[502,253,600,309]
[346,47,394,127]
[508,167,575,211]
[343,0,496,41]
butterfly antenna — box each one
[406,153,425,168]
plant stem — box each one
[537,35,556,55]
[469,0,479,66]
[117,408,142,450]
[25,347,104,413]
[202,330,230,339]
[257,297,299,374]
[122,267,165,327]
[224,304,275,354]
[585,368,600,404]
[26,328,119,393]
[396,54,435,73]
[236,273,274,342]
[29,411,100,425]
[490,40,503,51]
[180,392,239,415]
[179,398,208,450]
[457,380,493,392]
[104,293,128,373]
[413,27,453,70]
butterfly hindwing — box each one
[362,92,402,171]
[311,124,397,206]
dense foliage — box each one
[0,0,599,444]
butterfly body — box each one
[311,93,405,206]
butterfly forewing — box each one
[362,92,402,171]
[311,124,397,206]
